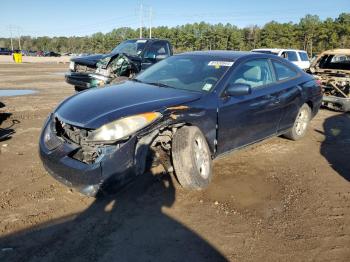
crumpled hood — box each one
[55,81,202,129]
[71,54,107,67]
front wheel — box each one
[172,126,213,189]
[284,104,311,141]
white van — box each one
[251,48,310,70]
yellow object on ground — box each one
[13,53,22,63]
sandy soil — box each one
[0,63,349,262]
[0,55,70,64]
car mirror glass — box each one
[225,83,252,97]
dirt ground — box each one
[0,63,349,262]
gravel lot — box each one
[0,63,349,262]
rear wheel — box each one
[284,104,311,140]
[172,126,213,189]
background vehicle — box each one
[44,51,61,57]
[309,49,350,112]
[252,48,310,70]
[40,51,322,196]
[36,51,44,56]
[0,47,12,55]
[65,38,173,91]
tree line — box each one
[0,13,349,57]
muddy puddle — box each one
[0,89,37,97]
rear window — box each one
[253,50,278,55]
[298,52,309,61]
[272,61,298,81]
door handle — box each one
[266,95,280,104]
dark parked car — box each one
[40,51,322,196]
[44,51,61,57]
[0,48,12,55]
[65,38,173,91]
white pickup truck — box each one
[252,48,310,70]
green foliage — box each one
[0,13,349,55]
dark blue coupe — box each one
[39,51,322,196]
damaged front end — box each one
[66,54,140,91]
[39,110,184,197]
[309,49,350,112]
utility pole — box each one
[9,26,14,51]
[17,28,22,50]
[149,7,152,38]
[139,3,143,39]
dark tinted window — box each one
[298,52,309,61]
[318,54,350,70]
[229,59,274,89]
[272,61,297,81]
[253,50,278,55]
[144,41,170,60]
[281,51,298,62]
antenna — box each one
[149,7,152,38]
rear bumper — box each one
[65,72,111,91]
[39,116,139,196]
[322,95,350,112]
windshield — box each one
[135,55,233,92]
[111,40,147,56]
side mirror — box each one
[225,83,252,97]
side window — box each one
[144,41,170,60]
[283,51,299,62]
[272,60,297,81]
[298,52,309,61]
[229,59,274,89]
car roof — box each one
[129,38,169,43]
[317,49,350,56]
[176,50,255,60]
[252,48,307,53]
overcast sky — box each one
[0,0,349,37]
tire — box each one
[172,126,213,189]
[74,86,82,92]
[284,103,311,141]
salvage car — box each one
[252,48,310,70]
[65,38,173,91]
[40,51,322,196]
[309,49,350,112]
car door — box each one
[270,59,303,132]
[281,51,301,68]
[297,51,310,70]
[141,41,171,70]
[217,58,284,154]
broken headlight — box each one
[87,112,162,142]
[69,61,75,71]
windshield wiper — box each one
[145,82,174,88]
[131,78,144,83]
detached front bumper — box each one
[322,95,350,112]
[39,117,139,196]
[65,72,111,91]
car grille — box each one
[75,64,95,73]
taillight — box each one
[315,79,322,86]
